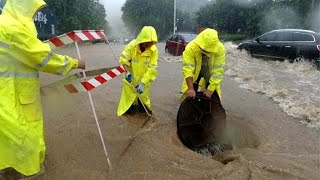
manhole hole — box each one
[177,92,232,156]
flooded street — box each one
[38,42,320,179]
[224,42,320,128]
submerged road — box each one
[36,42,320,179]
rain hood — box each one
[134,26,158,45]
[194,28,220,53]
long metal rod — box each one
[104,34,153,162]
[128,83,152,117]
[75,42,112,170]
[174,0,176,34]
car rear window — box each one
[169,35,178,41]
[182,34,197,42]
[292,33,315,42]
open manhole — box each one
[177,92,232,156]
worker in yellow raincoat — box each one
[179,28,227,147]
[181,28,225,100]
[117,26,158,116]
[0,0,85,178]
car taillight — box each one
[317,45,320,51]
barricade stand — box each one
[44,30,113,170]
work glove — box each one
[125,72,132,83]
[135,82,145,94]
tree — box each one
[176,0,211,13]
[176,10,197,33]
[45,0,108,34]
[196,0,250,34]
[195,0,318,37]
[121,0,174,39]
[120,0,318,39]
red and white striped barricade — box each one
[64,65,125,93]
[43,30,125,93]
[43,30,114,168]
[44,30,106,49]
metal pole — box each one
[311,0,315,9]
[74,42,112,170]
[174,0,176,34]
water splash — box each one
[225,42,320,128]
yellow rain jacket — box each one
[181,28,225,100]
[0,0,79,176]
[117,26,158,116]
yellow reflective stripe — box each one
[0,72,39,78]
[213,65,224,69]
[57,57,69,75]
[183,63,195,67]
[148,65,157,69]
[0,41,9,49]
[35,52,54,69]
[143,61,149,65]
[121,54,131,61]
[210,74,223,80]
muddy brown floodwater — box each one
[34,43,320,180]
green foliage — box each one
[120,0,319,40]
[121,0,209,39]
[196,0,319,37]
[45,0,108,35]
[176,10,197,33]
[176,0,211,13]
[196,0,250,34]
[121,0,174,39]
[271,0,319,30]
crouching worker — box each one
[0,0,85,178]
[179,28,227,149]
[181,28,225,100]
[117,26,158,116]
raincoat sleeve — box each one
[119,41,134,66]
[182,46,196,79]
[141,47,158,84]
[208,45,225,92]
[9,29,78,76]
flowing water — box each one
[224,42,320,128]
[34,42,320,179]
[160,42,320,129]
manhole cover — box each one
[177,92,232,155]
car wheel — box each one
[244,47,253,57]
[238,46,252,57]
[293,55,306,63]
[165,46,169,53]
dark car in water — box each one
[238,29,320,69]
[165,33,197,56]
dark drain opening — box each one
[177,92,232,156]
[218,156,236,165]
